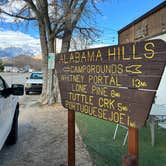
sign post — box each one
[68,110,75,166]
[55,39,166,165]
[122,128,138,166]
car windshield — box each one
[30,73,43,79]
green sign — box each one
[48,53,55,69]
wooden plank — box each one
[59,81,155,104]
[56,53,166,66]
[57,73,162,90]
[55,39,166,63]
[56,60,165,76]
[55,39,166,128]
[61,98,152,128]
[68,110,75,166]
[58,83,155,128]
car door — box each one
[0,77,12,149]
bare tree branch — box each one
[23,0,40,18]
[71,0,88,28]
[0,8,36,20]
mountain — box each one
[2,55,42,70]
[0,47,35,58]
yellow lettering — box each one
[96,49,103,61]
[108,111,126,125]
[81,52,86,62]
[119,113,125,125]
[103,109,108,120]
[118,64,124,74]
[110,90,120,98]
[122,46,130,60]
[98,108,103,119]
[113,112,119,123]
[108,47,116,61]
[68,92,93,105]
[69,53,74,62]
[117,103,123,111]
[91,85,108,97]
[144,42,155,59]
[71,83,87,93]
[133,44,142,60]
[109,76,121,86]
[75,52,80,63]
[98,97,115,109]
[87,50,95,62]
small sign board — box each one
[48,53,55,69]
[55,39,166,128]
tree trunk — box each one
[38,19,58,105]
[61,30,72,53]
[47,38,57,104]
[38,19,49,104]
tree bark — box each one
[61,30,72,53]
[38,19,49,104]
[47,38,57,104]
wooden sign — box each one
[55,39,166,128]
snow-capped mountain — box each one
[0,30,41,58]
[0,47,36,58]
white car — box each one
[0,75,24,150]
[25,71,43,95]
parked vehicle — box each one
[0,75,24,150]
[25,71,43,95]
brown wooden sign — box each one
[55,39,166,128]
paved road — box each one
[0,72,30,86]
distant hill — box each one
[0,47,36,58]
[2,55,42,70]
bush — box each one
[0,59,4,72]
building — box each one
[4,64,19,72]
[118,1,166,136]
[118,1,166,44]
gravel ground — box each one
[0,94,93,166]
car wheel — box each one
[25,91,29,95]
[6,108,19,145]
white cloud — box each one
[88,43,110,49]
[0,30,41,55]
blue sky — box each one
[95,0,165,45]
[0,0,165,54]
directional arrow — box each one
[126,65,142,74]
[63,67,71,72]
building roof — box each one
[118,1,166,34]
[4,64,14,67]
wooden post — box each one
[122,128,138,166]
[68,110,75,166]
[128,128,138,158]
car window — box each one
[30,73,43,79]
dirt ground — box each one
[0,95,93,166]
